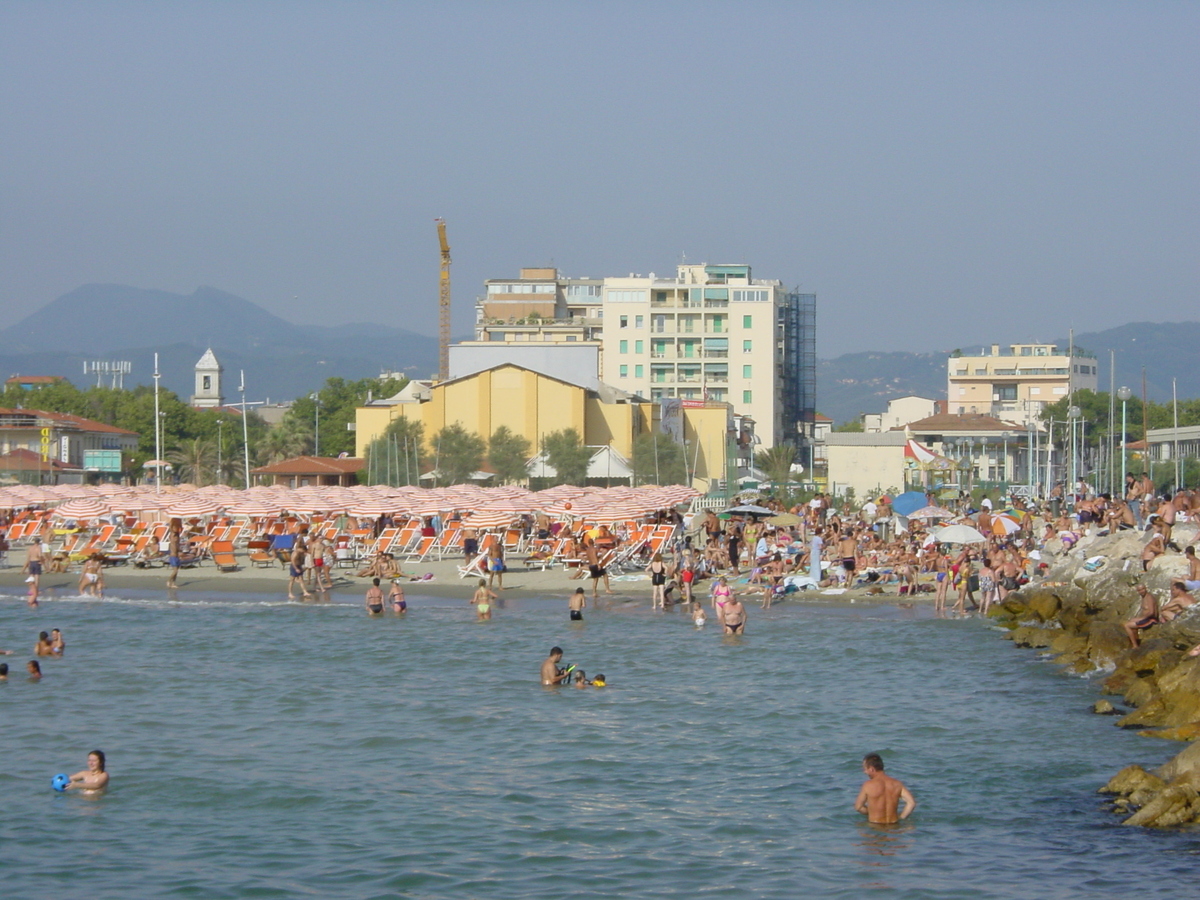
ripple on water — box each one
[0,593,1193,899]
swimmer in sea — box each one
[66,750,109,794]
[35,632,54,657]
[27,660,42,679]
[591,673,606,687]
[0,663,8,681]
[568,587,586,621]
[365,578,385,615]
[693,600,707,627]
[573,669,591,688]
[50,629,65,656]
[471,579,497,620]
[722,596,747,635]
[389,579,407,613]
[854,753,915,824]
[540,646,571,685]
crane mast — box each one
[436,218,451,381]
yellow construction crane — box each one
[436,218,451,381]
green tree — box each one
[632,432,687,485]
[257,419,312,465]
[431,423,486,485]
[755,442,798,486]
[487,426,531,484]
[833,419,864,433]
[167,438,216,486]
[542,428,591,486]
[363,416,426,486]
[282,375,408,458]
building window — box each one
[743,390,753,403]
[994,385,1017,401]
[566,336,577,342]
[635,315,644,329]
[607,290,648,303]
[732,289,768,302]
[619,340,628,354]
[742,315,752,328]
[635,365,643,379]
[743,365,752,379]
[634,340,643,354]
[620,316,628,328]
[619,364,628,378]
[743,340,752,353]
[710,316,725,333]
[1029,387,1041,395]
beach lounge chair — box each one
[211,540,239,572]
[247,539,275,568]
[457,551,489,579]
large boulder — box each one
[1154,739,1200,781]
[1088,623,1132,668]
[1027,591,1062,622]
[1101,764,1164,796]
[1123,771,1200,826]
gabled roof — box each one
[195,348,222,370]
[0,408,137,435]
[251,455,365,476]
[0,448,83,470]
[898,413,1021,433]
[5,375,65,385]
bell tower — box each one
[191,348,224,408]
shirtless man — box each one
[166,522,183,588]
[24,538,44,607]
[540,646,571,685]
[722,596,747,634]
[837,530,857,586]
[568,587,586,621]
[854,753,915,824]
[288,544,313,600]
[364,578,385,615]
[65,750,109,794]
[308,534,332,591]
[1123,584,1160,647]
[1183,546,1200,592]
[1159,582,1195,622]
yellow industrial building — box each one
[355,364,746,491]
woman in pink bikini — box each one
[711,576,734,628]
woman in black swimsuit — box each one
[647,553,667,610]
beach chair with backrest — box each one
[211,540,239,572]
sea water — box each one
[2,588,1197,899]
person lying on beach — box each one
[66,750,109,793]
[1124,585,1160,647]
[855,753,915,824]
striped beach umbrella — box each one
[50,497,112,520]
[163,496,224,519]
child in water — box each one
[692,600,707,627]
[573,669,591,688]
[591,673,606,687]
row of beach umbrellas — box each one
[4,482,701,526]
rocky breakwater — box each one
[989,523,1200,826]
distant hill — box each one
[818,321,1200,425]
[0,284,440,402]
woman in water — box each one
[50,629,65,656]
[646,552,667,610]
[470,578,497,620]
[78,553,104,597]
[66,750,109,793]
[710,576,734,628]
[389,579,407,614]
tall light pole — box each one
[240,371,251,489]
[153,352,162,494]
[311,392,320,456]
[1068,406,1082,506]
[216,418,224,486]
[1117,386,1132,494]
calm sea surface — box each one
[2,586,1197,899]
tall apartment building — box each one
[470,263,815,449]
[947,343,1098,427]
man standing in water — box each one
[855,753,916,824]
[568,587,586,621]
[24,537,44,607]
[166,522,183,588]
[540,646,571,685]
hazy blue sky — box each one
[2,1,1196,357]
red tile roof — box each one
[896,413,1022,433]
[35,411,138,435]
[0,448,83,470]
[251,456,365,476]
[5,375,65,385]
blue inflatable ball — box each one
[52,773,70,792]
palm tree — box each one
[167,438,217,486]
[256,421,311,465]
[755,442,797,487]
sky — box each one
[1,1,1196,358]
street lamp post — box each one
[311,392,320,456]
[216,419,224,485]
[153,352,162,494]
[1117,386,1132,494]
[1068,405,1082,506]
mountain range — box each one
[1,284,1196,422]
